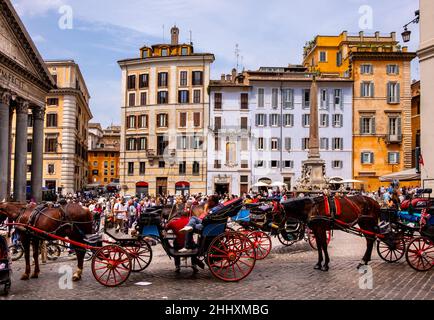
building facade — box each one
[88,124,121,186]
[118,26,214,197]
[35,60,92,195]
[0,0,55,202]
[419,0,434,188]
[303,31,416,190]
[207,70,252,196]
[207,66,353,195]
[411,80,420,169]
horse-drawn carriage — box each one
[138,197,258,282]
[0,197,257,289]
[229,199,332,260]
[379,189,434,271]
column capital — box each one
[32,105,46,120]
[15,99,30,114]
[1,90,12,105]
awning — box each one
[175,181,190,188]
[136,182,149,187]
[379,168,421,182]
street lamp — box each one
[401,10,420,43]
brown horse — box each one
[274,195,380,271]
[0,202,93,281]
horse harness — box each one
[17,203,88,237]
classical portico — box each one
[0,0,55,202]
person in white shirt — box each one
[113,198,128,233]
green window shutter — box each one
[397,117,402,136]
[371,152,375,164]
[361,153,364,164]
[387,82,391,103]
[360,117,363,134]
[371,83,375,97]
[397,83,401,103]
[371,117,376,134]
[264,114,267,127]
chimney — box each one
[221,74,226,81]
[391,32,396,41]
[231,68,237,83]
[375,31,380,39]
[226,74,231,81]
[359,31,364,40]
[171,25,179,45]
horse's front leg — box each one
[312,225,323,270]
[321,227,330,272]
[31,239,40,278]
[73,246,85,281]
[21,236,31,280]
[357,221,376,269]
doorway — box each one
[156,177,168,196]
[215,183,229,196]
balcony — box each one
[386,134,402,144]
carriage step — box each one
[169,248,199,257]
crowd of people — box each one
[61,183,425,236]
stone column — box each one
[31,105,45,203]
[308,77,320,158]
[7,104,14,200]
[0,90,11,201]
[13,99,29,202]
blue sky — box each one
[12,0,420,127]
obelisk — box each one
[301,75,326,188]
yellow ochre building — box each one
[303,31,416,190]
[118,26,214,196]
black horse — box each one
[273,195,381,271]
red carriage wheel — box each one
[207,232,256,282]
[308,228,331,250]
[123,240,153,272]
[246,231,272,260]
[91,245,132,287]
[405,237,434,272]
[376,237,406,263]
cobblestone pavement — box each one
[1,231,433,300]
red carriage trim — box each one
[324,197,331,216]
[323,196,342,217]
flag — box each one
[419,153,425,166]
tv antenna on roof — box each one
[189,30,193,45]
[235,44,240,72]
[162,24,165,42]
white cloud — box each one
[12,0,65,16]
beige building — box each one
[419,0,434,188]
[28,60,92,195]
[118,26,214,196]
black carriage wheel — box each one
[277,231,298,247]
[9,244,24,261]
[47,243,61,261]
[405,237,434,272]
[377,238,406,263]
[123,240,153,272]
